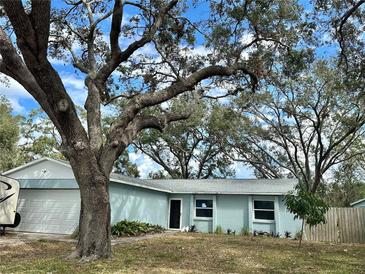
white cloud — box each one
[0,70,88,113]
[0,75,34,113]
[232,161,255,178]
[60,72,87,106]
[128,150,163,178]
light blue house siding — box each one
[110,190,297,234]
[109,182,168,227]
[173,194,301,235]
[216,195,247,233]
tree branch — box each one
[336,0,365,65]
[110,64,257,135]
[95,0,179,92]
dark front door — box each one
[169,199,181,229]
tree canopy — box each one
[0,96,21,171]
[134,100,235,179]
[227,61,365,192]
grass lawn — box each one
[1,233,364,273]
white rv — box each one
[0,175,21,233]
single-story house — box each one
[3,157,301,235]
[350,198,365,208]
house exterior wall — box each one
[109,182,169,227]
[185,194,301,236]
[352,200,365,208]
[6,160,74,179]
[277,196,302,235]
[18,179,79,189]
[216,195,248,233]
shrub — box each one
[226,228,235,235]
[215,225,223,234]
[271,231,280,238]
[240,227,251,236]
[111,220,165,237]
[284,231,292,238]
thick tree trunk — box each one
[69,156,112,260]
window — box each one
[254,200,275,221]
[195,199,213,218]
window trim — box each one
[194,197,213,220]
[253,199,275,223]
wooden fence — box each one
[304,207,365,244]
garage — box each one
[15,189,80,234]
[3,158,81,234]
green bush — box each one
[111,220,165,237]
[215,225,223,234]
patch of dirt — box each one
[0,237,29,256]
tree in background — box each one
[134,101,234,179]
[326,156,365,207]
[316,0,365,74]
[228,62,365,193]
[0,0,302,259]
[0,96,21,171]
[18,108,64,162]
[113,150,139,178]
[19,108,140,177]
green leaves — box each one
[114,150,140,178]
[111,220,165,237]
[285,186,329,227]
[0,96,21,171]
[134,99,235,179]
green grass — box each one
[1,233,364,273]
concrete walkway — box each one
[0,230,177,248]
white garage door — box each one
[15,189,80,234]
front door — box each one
[169,199,181,229]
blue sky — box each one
[0,0,337,178]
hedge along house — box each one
[3,158,301,235]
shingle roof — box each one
[5,157,297,195]
[110,173,297,195]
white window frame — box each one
[194,197,213,220]
[253,199,275,223]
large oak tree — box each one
[0,0,301,259]
[228,62,365,193]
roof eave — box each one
[168,191,289,195]
[110,178,172,193]
[350,198,365,206]
[3,157,72,176]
